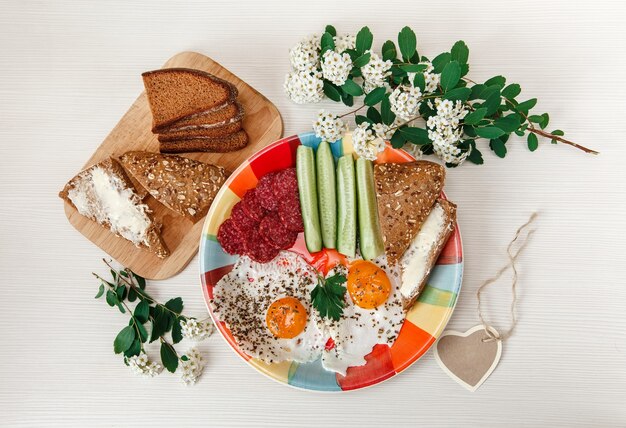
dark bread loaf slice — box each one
[119,151,228,223]
[159,130,249,153]
[162,101,244,132]
[157,120,242,142]
[374,161,445,265]
[142,68,237,132]
[59,158,169,258]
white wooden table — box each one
[1,1,625,426]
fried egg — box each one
[321,255,406,375]
[212,251,326,364]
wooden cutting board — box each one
[62,51,283,280]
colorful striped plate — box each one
[199,132,463,392]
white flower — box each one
[372,122,394,140]
[420,61,440,93]
[180,348,204,385]
[389,85,423,121]
[402,143,424,160]
[321,50,352,86]
[313,110,347,142]
[289,34,320,72]
[284,70,324,104]
[180,318,214,341]
[426,98,470,166]
[126,352,162,377]
[334,33,356,52]
[361,51,392,93]
[352,123,385,161]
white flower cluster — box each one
[321,50,352,86]
[352,123,385,161]
[389,85,423,121]
[285,35,324,104]
[334,33,356,53]
[371,122,394,140]
[313,110,347,142]
[180,348,204,385]
[421,61,441,93]
[289,34,320,72]
[180,318,214,341]
[427,98,470,165]
[126,352,162,377]
[361,51,393,93]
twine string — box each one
[477,213,538,342]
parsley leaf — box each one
[310,273,347,321]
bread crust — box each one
[159,130,249,153]
[161,101,244,132]
[157,120,243,142]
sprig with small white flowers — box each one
[92,259,213,385]
[285,24,598,167]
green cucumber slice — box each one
[316,141,337,249]
[296,146,322,253]
[355,158,383,260]
[336,155,356,257]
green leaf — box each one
[127,287,137,302]
[478,85,500,101]
[484,75,506,89]
[150,307,167,343]
[528,115,543,123]
[501,83,521,99]
[341,80,363,96]
[490,138,507,158]
[390,129,405,148]
[482,91,502,116]
[451,40,469,64]
[105,290,117,307]
[165,297,183,315]
[355,115,373,126]
[172,317,183,344]
[527,133,539,151]
[494,114,521,132]
[516,98,537,113]
[310,273,347,321]
[323,81,341,102]
[136,322,148,343]
[320,31,335,54]
[469,84,486,100]
[325,25,336,37]
[464,108,487,125]
[381,94,396,125]
[110,269,118,283]
[355,26,373,53]
[444,87,471,101]
[352,52,371,68]
[382,40,397,61]
[95,284,105,299]
[476,126,505,139]
[123,338,141,358]
[399,127,431,145]
[116,302,126,314]
[397,26,417,61]
[551,129,564,136]
[114,326,135,354]
[413,72,425,92]
[340,91,354,106]
[540,113,550,130]
[366,107,382,123]
[160,342,179,373]
[432,52,451,73]
[399,64,426,73]
[364,87,386,106]
[441,61,461,91]
[115,285,126,301]
[134,300,150,324]
[467,144,484,165]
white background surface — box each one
[1,0,625,426]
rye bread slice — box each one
[159,130,249,154]
[373,161,445,265]
[157,120,243,142]
[119,151,228,223]
[142,68,238,132]
[59,158,169,258]
[162,101,244,132]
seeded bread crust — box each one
[59,158,169,258]
[159,130,249,154]
[374,161,445,265]
[119,151,228,223]
[402,198,457,310]
[161,101,244,132]
[142,68,238,132]
[157,120,243,142]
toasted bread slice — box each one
[374,161,445,265]
[162,101,244,132]
[119,151,228,222]
[159,130,249,153]
[157,120,243,142]
[59,158,169,258]
[142,68,237,132]
[399,199,457,309]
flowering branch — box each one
[284,24,598,167]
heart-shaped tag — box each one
[434,325,502,392]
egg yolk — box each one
[266,297,308,339]
[347,260,392,309]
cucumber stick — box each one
[296,146,322,253]
[315,141,337,249]
[336,155,356,258]
[355,158,384,260]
